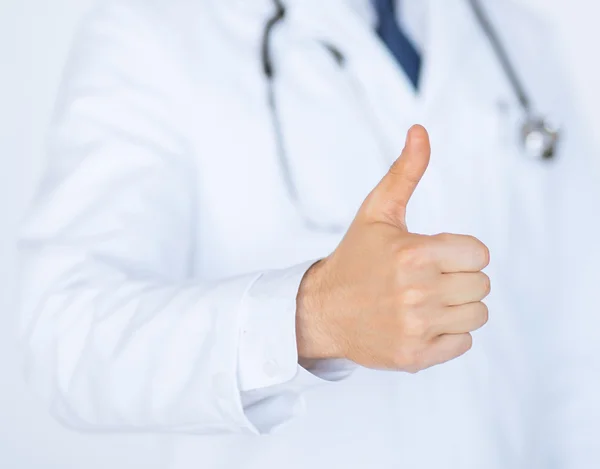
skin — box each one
[296,125,491,373]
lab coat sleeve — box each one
[237,265,357,394]
[237,267,357,432]
[17,1,346,436]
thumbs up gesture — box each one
[296,126,490,372]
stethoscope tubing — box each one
[260,0,559,231]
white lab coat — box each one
[18,0,600,468]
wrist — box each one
[296,259,345,361]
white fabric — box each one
[398,0,429,51]
[17,0,600,468]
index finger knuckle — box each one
[396,243,430,269]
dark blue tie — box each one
[373,0,421,90]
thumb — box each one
[366,125,431,228]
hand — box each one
[296,125,490,373]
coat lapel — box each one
[287,0,422,158]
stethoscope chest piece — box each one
[520,117,560,160]
[470,0,562,162]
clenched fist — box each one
[296,125,490,373]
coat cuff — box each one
[236,261,356,433]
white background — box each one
[1,0,599,467]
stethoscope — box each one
[467,0,561,161]
[261,0,561,232]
